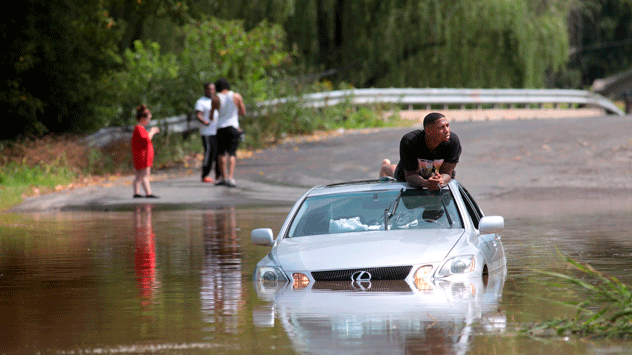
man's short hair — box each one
[215,78,230,92]
[423,112,446,127]
[203,82,212,89]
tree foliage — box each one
[0,0,197,139]
[2,0,631,140]
[567,0,632,87]
[282,0,570,88]
[93,18,291,127]
[1,1,121,138]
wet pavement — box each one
[11,114,632,215]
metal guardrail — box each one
[84,88,624,147]
[259,88,625,115]
[84,114,192,148]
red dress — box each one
[131,125,154,170]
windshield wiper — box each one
[384,188,404,230]
[438,188,453,227]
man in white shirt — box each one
[195,82,220,183]
[211,78,246,188]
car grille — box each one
[311,266,412,281]
[312,280,412,292]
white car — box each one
[252,179,506,290]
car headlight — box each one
[437,255,475,277]
[256,266,289,282]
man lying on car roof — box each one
[379,112,462,191]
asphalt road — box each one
[10,114,632,215]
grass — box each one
[0,104,409,211]
[0,136,84,211]
[524,253,632,339]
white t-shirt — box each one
[217,91,240,129]
[194,96,219,136]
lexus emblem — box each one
[351,271,372,282]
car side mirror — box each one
[479,216,504,234]
[251,228,274,246]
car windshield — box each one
[287,188,463,238]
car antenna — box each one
[384,188,404,230]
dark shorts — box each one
[217,126,241,156]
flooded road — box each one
[4,116,632,353]
[2,205,632,355]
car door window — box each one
[459,186,482,229]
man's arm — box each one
[404,169,438,189]
[211,96,220,117]
[405,163,454,190]
[233,93,246,116]
[196,110,210,125]
[438,162,457,185]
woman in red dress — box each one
[132,104,160,198]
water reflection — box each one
[134,204,158,306]
[253,269,506,355]
[200,207,243,334]
[3,207,632,354]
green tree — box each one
[93,17,291,127]
[283,0,570,89]
[106,0,196,51]
[95,41,180,127]
[0,0,200,139]
[567,0,632,87]
[1,1,121,138]
[205,0,296,30]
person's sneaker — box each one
[225,178,237,188]
[202,177,214,183]
[214,178,226,186]
[145,194,159,198]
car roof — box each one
[304,179,459,198]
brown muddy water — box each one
[1,204,632,355]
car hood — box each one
[275,229,465,271]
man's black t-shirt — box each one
[394,130,462,181]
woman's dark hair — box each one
[423,112,446,127]
[136,104,151,121]
[214,78,230,92]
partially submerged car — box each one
[251,179,506,290]
[252,268,507,354]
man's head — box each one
[423,112,450,143]
[204,82,215,98]
[214,78,230,92]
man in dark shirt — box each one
[379,112,462,191]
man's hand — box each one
[196,111,210,125]
[426,172,444,191]
[405,170,443,190]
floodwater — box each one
[1,204,632,355]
